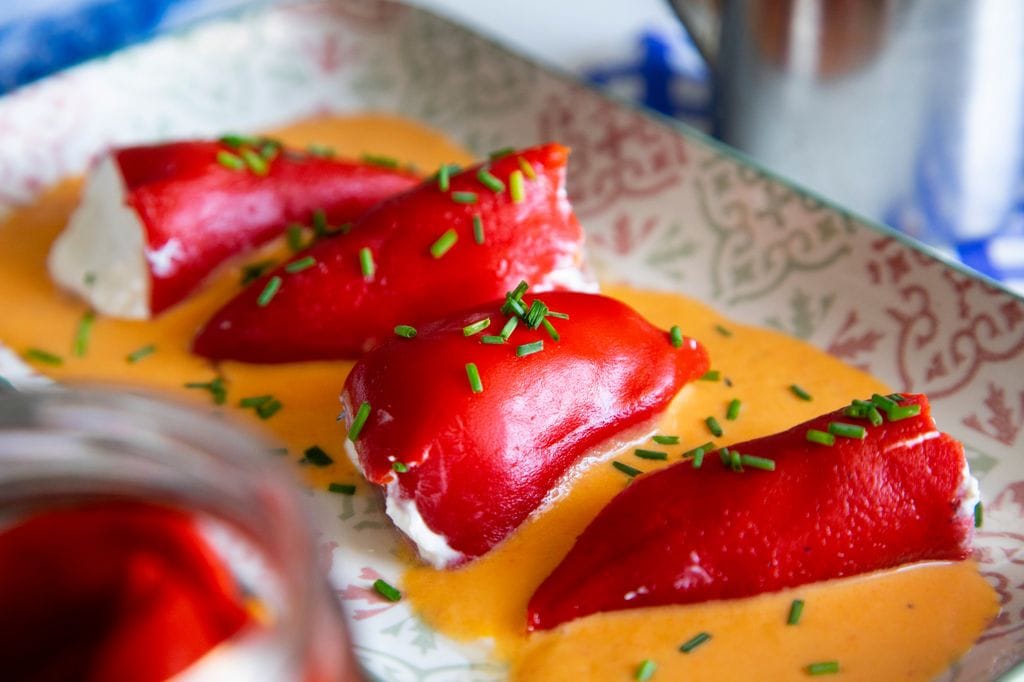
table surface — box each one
[2,0,1021,295]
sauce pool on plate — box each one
[0,114,998,681]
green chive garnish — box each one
[525,299,549,329]
[828,421,867,439]
[692,449,706,468]
[359,247,375,280]
[613,461,642,477]
[258,276,282,307]
[481,335,505,344]
[700,370,721,381]
[500,316,519,340]
[24,348,62,366]
[652,435,680,445]
[438,164,452,192]
[684,442,715,459]
[463,318,491,336]
[806,661,839,675]
[679,632,711,653]
[260,140,280,161]
[889,393,907,402]
[361,153,400,169]
[311,208,329,237]
[239,395,273,408]
[219,134,253,148]
[518,156,537,180]
[790,384,813,401]
[466,362,483,393]
[547,311,569,320]
[516,340,544,357]
[787,599,805,625]
[669,325,684,348]
[216,150,245,171]
[635,449,668,461]
[726,398,742,421]
[307,143,336,158]
[715,324,733,337]
[347,402,371,441]
[241,259,275,285]
[729,449,743,471]
[871,393,898,413]
[184,377,227,405]
[975,502,983,528]
[888,403,921,421]
[394,325,417,338]
[472,214,485,244]
[256,398,282,419]
[285,256,316,273]
[328,482,356,495]
[241,148,269,176]
[706,416,723,438]
[509,169,525,203]
[806,429,835,446]
[302,445,333,467]
[373,578,402,602]
[392,461,409,473]
[126,344,156,363]
[74,310,95,357]
[635,659,657,681]
[430,229,458,258]
[489,146,515,160]
[477,167,505,193]
[740,454,775,471]
[541,318,560,342]
[451,191,478,204]
[286,223,305,251]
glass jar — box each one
[0,387,361,681]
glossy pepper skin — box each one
[527,394,975,631]
[116,140,419,315]
[0,501,253,681]
[340,291,710,567]
[192,144,591,362]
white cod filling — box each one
[47,155,150,318]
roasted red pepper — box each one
[340,289,709,567]
[192,144,591,362]
[527,393,976,631]
[0,501,254,681]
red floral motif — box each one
[963,383,1024,446]
[589,213,659,256]
[304,35,359,74]
[337,566,399,620]
[867,238,1024,400]
[538,90,687,218]
[826,309,884,371]
[974,528,1024,644]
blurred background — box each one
[2,0,1022,294]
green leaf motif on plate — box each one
[764,288,835,340]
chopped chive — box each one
[256,398,282,419]
[239,395,272,408]
[843,405,866,419]
[613,461,642,477]
[700,370,720,381]
[463,318,491,336]
[705,416,723,438]
[525,299,549,329]
[373,578,402,602]
[828,421,867,439]
[472,214,485,244]
[669,325,684,348]
[692,449,706,468]
[740,454,775,471]
[477,167,506,193]
[481,335,505,344]
[465,362,483,393]
[437,164,452,192]
[394,325,417,338]
[888,403,921,421]
[652,435,680,445]
[679,632,711,653]
[726,398,742,421]
[715,324,733,337]
[361,153,400,169]
[684,442,715,459]
[328,482,356,495]
[729,449,743,472]
[719,447,731,467]
[307,143,336,158]
[509,169,525,203]
[184,377,227,405]
[392,461,409,473]
[216,150,245,171]
[285,256,316,273]
[219,134,254,148]
[806,429,835,446]
[24,348,62,366]
[241,259,275,285]
[516,340,544,357]
[73,310,96,357]
[635,659,657,681]
[347,402,371,441]
[500,316,519,340]
[286,223,305,251]
[311,208,329,237]
[867,406,884,426]
[517,156,537,180]
[430,229,459,258]
[806,661,839,675]
[260,140,280,161]
[302,445,333,467]
[489,146,516,160]
[257,276,282,307]
[359,247,375,280]
[126,344,156,363]
[635,449,668,460]
[889,393,907,402]
[787,599,805,625]
[240,148,269,176]
[790,384,813,401]
[451,191,478,204]
[540,318,560,342]
[975,501,983,528]
[871,393,898,414]
[547,311,569,320]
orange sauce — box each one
[0,114,997,680]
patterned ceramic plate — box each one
[1,1,1022,679]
